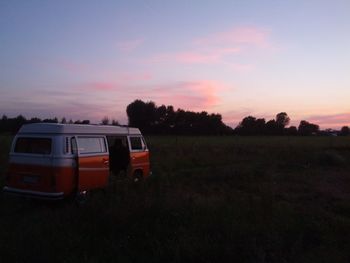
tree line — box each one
[0,99,349,136]
[126,100,232,135]
[234,113,324,136]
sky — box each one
[1,0,349,129]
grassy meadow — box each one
[1,135,350,262]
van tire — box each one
[75,190,90,205]
[133,170,143,183]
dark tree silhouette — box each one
[265,120,278,135]
[101,117,110,125]
[235,116,266,135]
[126,100,157,133]
[126,99,232,135]
[339,126,350,136]
[111,119,120,126]
[298,120,320,136]
[276,112,290,128]
[285,126,298,135]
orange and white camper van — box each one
[3,123,150,200]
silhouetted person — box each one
[110,139,130,176]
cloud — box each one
[143,80,228,110]
[119,72,153,82]
[117,38,144,52]
[151,48,240,64]
[306,113,350,129]
[83,82,120,91]
[147,26,271,66]
[194,26,271,48]
[58,60,89,73]
[75,71,153,92]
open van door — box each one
[128,136,150,180]
[74,136,109,192]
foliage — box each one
[126,100,233,135]
[339,126,350,136]
[235,112,291,135]
[298,120,320,136]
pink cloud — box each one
[307,113,350,129]
[59,60,89,73]
[149,47,241,64]
[145,80,228,110]
[194,26,271,48]
[117,38,144,52]
[82,82,121,91]
[147,26,271,65]
[229,63,255,72]
[119,72,153,82]
[174,48,241,63]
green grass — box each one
[1,135,350,262]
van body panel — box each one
[54,166,76,195]
[6,163,55,192]
[77,155,109,191]
[130,151,150,178]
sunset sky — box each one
[1,0,349,129]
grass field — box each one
[1,135,350,263]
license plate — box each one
[23,176,38,184]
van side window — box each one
[14,137,52,155]
[129,137,143,151]
[77,137,107,154]
[71,137,77,154]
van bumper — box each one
[3,186,64,200]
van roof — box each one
[18,123,142,135]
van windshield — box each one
[14,137,52,155]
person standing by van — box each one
[109,138,130,177]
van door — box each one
[75,136,109,191]
[128,136,150,179]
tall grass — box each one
[0,135,350,262]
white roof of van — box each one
[18,123,142,135]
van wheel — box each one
[75,190,90,205]
[133,170,143,183]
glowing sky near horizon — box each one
[1,0,349,129]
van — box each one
[3,123,150,200]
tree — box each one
[112,119,120,126]
[126,99,232,135]
[298,120,319,136]
[235,116,265,135]
[265,119,278,135]
[340,126,350,136]
[101,117,109,125]
[276,112,290,128]
[81,120,90,124]
[285,126,298,136]
[126,100,156,133]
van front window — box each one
[14,137,52,155]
